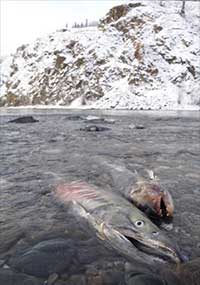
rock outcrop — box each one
[0,1,199,109]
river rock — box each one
[128,124,145,129]
[0,260,6,267]
[65,115,84,121]
[66,274,86,285]
[80,125,110,132]
[85,116,115,124]
[8,116,39,123]
[127,273,166,285]
[176,257,200,285]
[0,222,24,255]
[135,125,145,129]
[0,268,43,285]
[47,273,59,285]
[8,239,76,278]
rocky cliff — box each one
[0,1,199,109]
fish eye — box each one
[135,220,144,227]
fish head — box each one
[130,181,174,219]
[112,208,184,264]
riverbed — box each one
[0,109,200,284]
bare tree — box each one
[85,19,88,27]
[72,19,98,29]
[180,0,186,16]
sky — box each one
[0,0,128,57]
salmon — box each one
[55,181,182,265]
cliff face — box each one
[0,1,199,109]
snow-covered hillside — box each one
[0,1,199,109]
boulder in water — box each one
[8,239,76,278]
[8,116,39,124]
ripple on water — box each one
[41,148,62,155]
[0,178,14,189]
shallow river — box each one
[0,109,200,285]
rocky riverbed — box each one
[0,109,200,285]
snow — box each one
[0,1,199,110]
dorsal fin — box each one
[146,169,159,181]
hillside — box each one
[0,1,199,109]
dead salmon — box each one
[55,181,183,265]
[94,161,174,219]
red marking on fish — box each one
[55,182,99,202]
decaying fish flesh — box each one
[55,181,182,265]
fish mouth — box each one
[119,230,182,263]
[160,197,168,218]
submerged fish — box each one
[55,181,182,265]
[96,161,174,220]
[128,171,174,220]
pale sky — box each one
[0,0,128,56]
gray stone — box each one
[9,239,75,278]
[67,274,86,285]
[127,273,165,285]
[47,273,59,285]
[80,125,110,132]
[0,269,43,285]
[8,116,39,124]
[0,260,6,267]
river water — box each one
[0,109,200,284]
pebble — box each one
[135,125,145,129]
[54,281,67,285]
[85,115,101,121]
[65,115,84,121]
[128,124,136,129]
[3,264,10,269]
[160,222,173,231]
[67,274,86,285]
[128,124,145,129]
[85,116,115,124]
[47,273,59,285]
[127,273,167,285]
[80,125,110,132]
[0,260,6,267]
